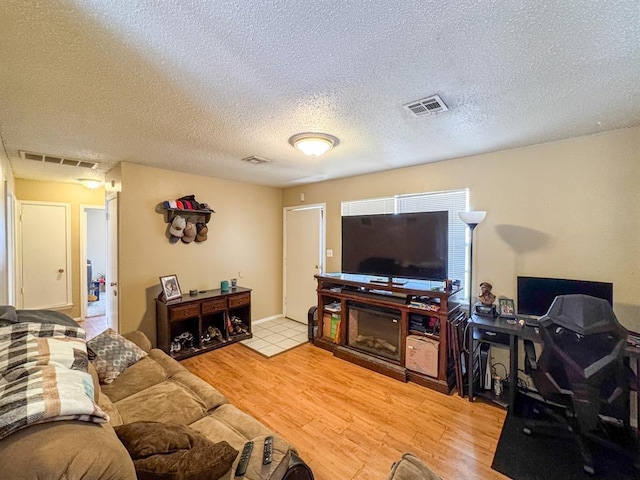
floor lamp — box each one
[458,211,487,318]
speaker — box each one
[307,306,318,341]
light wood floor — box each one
[182,342,509,480]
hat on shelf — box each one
[182,221,197,243]
[169,215,186,244]
[195,223,208,242]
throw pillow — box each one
[115,422,238,480]
[0,306,18,327]
[88,328,147,384]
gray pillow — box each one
[0,306,18,324]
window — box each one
[341,189,469,290]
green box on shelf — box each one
[330,313,340,340]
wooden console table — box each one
[156,287,251,360]
[314,273,463,394]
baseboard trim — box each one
[252,314,283,325]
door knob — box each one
[58,269,64,273]
[110,282,117,286]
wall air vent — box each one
[19,150,98,169]
[403,95,449,116]
[241,156,269,164]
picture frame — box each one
[498,298,516,319]
[160,274,182,301]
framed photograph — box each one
[498,298,516,319]
[160,274,182,301]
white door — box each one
[106,195,119,331]
[19,202,71,309]
[284,206,324,324]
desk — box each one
[469,314,640,434]
[468,314,539,410]
[626,345,640,436]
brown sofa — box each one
[0,329,312,480]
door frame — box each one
[4,180,16,306]
[282,203,326,317]
[79,204,106,319]
[106,193,119,331]
[16,200,72,309]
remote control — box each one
[235,441,253,477]
[262,436,273,465]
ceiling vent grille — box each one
[241,156,269,164]
[19,151,98,169]
[403,95,449,116]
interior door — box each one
[19,201,71,309]
[106,195,119,331]
[284,206,323,324]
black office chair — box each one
[522,294,638,475]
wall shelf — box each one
[163,208,213,225]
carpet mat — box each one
[491,396,639,480]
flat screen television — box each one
[517,276,613,317]
[341,211,448,281]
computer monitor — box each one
[517,276,613,317]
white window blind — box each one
[341,189,469,289]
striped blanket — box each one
[0,322,108,440]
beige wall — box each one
[283,127,640,331]
[14,179,105,318]
[115,162,283,345]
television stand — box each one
[314,273,464,394]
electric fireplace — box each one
[347,302,401,362]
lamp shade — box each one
[289,133,338,157]
[458,210,486,226]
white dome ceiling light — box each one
[78,178,102,189]
[289,133,339,157]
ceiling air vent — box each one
[241,156,269,165]
[19,150,98,169]
[403,95,449,117]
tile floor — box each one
[241,317,308,357]
[87,295,106,317]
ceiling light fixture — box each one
[78,178,101,189]
[289,133,339,157]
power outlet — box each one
[326,249,333,258]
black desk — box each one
[468,314,640,435]
[626,345,640,437]
[468,314,539,410]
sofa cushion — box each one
[189,405,293,480]
[115,379,210,426]
[99,390,124,426]
[115,421,238,480]
[88,328,148,384]
[100,355,170,402]
[122,330,153,352]
[0,421,136,480]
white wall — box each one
[86,208,107,281]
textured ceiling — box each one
[1,1,639,188]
